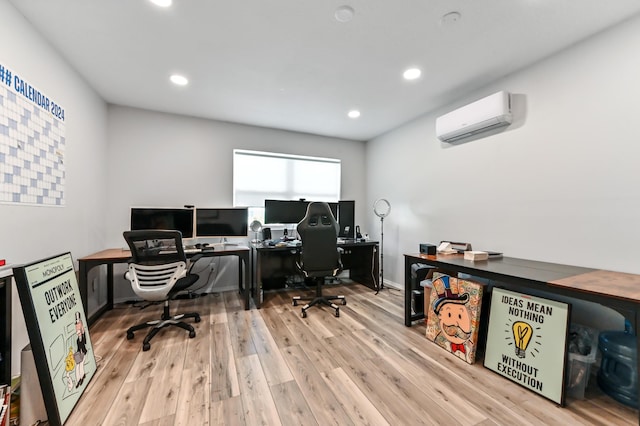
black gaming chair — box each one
[123,230,202,351]
[292,202,346,317]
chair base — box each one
[127,301,200,351]
[292,277,346,318]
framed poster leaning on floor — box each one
[483,287,570,405]
[13,252,97,426]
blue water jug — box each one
[597,320,638,408]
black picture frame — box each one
[13,252,96,426]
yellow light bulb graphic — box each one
[512,321,533,358]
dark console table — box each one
[404,252,640,415]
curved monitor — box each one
[264,200,338,224]
[130,208,194,238]
[195,208,248,237]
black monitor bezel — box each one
[264,199,338,224]
[130,207,195,239]
[195,207,249,238]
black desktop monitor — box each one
[195,208,248,237]
[264,199,338,224]
[130,208,194,238]
[338,200,355,238]
[264,200,307,224]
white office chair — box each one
[123,230,202,351]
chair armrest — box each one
[187,254,204,273]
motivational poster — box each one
[484,287,570,405]
[13,252,96,426]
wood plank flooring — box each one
[68,283,638,425]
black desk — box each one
[252,241,379,308]
[78,246,250,326]
[404,252,640,416]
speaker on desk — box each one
[420,243,437,255]
[338,200,355,239]
[262,227,272,241]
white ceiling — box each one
[8,0,640,141]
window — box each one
[233,149,341,224]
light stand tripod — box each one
[373,199,390,294]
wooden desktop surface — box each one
[79,246,251,325]
[78,245,251,261]
[406,253,640,303]
[78,248,131,261]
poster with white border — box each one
[483,287,570,405]
[13,252,96,426]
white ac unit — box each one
[436,91,512,142]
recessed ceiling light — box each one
[403,68,422,80]
[149,0,172,7]
[335,6,355,23]
[170,74,189,86]
[348,110,361,119]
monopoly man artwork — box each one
[425,273,484,364]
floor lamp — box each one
[373,198,390,294]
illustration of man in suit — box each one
[74,311,88,387]
[431,275,474,362]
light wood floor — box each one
[68,283,638,425]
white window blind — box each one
[233,149,341,209]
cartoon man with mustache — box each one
[431,274,473,362]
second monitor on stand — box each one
[338,200,355,239]
[264,199,355,240]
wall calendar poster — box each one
[13,253,96,426]
[483,287,570,405]
[0,62,66,206]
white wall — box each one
[366,14,640,330]
[104,106,367,297]
[0,1,108,376]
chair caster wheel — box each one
[189,330,196,338]
[127,332,134,340]
[342,300,347,305]
[335,308,340,317]
[293,300,298,306]
[194,315,201,323]
[301,310,307,318]
[142,343,151,351]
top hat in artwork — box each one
[432,274,470,314]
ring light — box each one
[372,198,390,293]
[373,198,391,218]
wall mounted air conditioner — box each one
[436,91,512,143]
